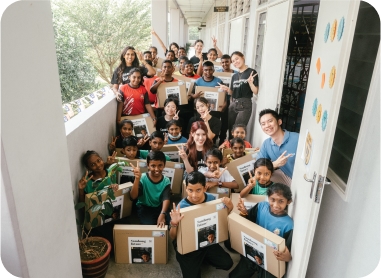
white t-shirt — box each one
[198,166,235,183]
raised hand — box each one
[107,151,117,164]
[218,140,229,150]
[164,133,169,145]
[248,170,257,185]
[176,144,187,160]
[211,36,217,47]
[136,50,144,62]
[78,171,93,190]
[211,167,227,179]
[200,109,210,121]
[137,136,150,147]
[110,184,119,192]
[216,82,229,92]
[173,110,180,120]
[169,202,184,225]
[130,162,141,180]
[237,196,248,216]
[273,151,292,168]
[247,71,258,84]
[193,90,204,99]
[109,136,117,151]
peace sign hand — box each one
[130,162,142,179]
[176,144,187,160]
[216,82,229,92]
[212,167,227,179]
[136,50,144,62]
[247,71,258,84]
[248,170,257,185]
[200,109,210,122]
[170,202,184,225]
[211,36,217,47]
[109,136,117,151]
[164,133,169,145]
[274,151,292,168]
[173,110,180,120]
[218,139,228,150]
[107,151,117,164]
[78,171,93,190]
[237,197,248,216]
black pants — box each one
[228,98,253,139]
[137,204,169,225]
[175,242,233,278]
[229,255,278,278]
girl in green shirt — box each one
[240,158,274,197]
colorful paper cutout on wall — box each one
[322,110,328,131]
[324,23,330,43]
[312,98,318,116]
[330,19,337,41]
[316,104,322,123]
[321,73,325,88]
[329,66,336,88]
[337,17,345,41]
[304,132,313,165]
[316,58,321,74]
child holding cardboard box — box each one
[130,151,170,227]
[240,158,274,197]
[229,183,293,278]
[169,171,234,278]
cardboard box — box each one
[226,152,258,192]
[162,161,184,194]
[174,74,195,95]
[213,71,234,87]
[115,148,124,157]
[161,144,183,163]
[181,180,187,199]
[211,61,223,72]
[156,82,188,107]
[155,57,164,69]
[207,186,230,199]
[116,158,148,184]
[195,86,225,112]
[230,193,266,215]
[113,224,168,264]
[84,182,133,230]
[176,199,229,254]
[222,148,259,159]
[228,213,286,278]
[121,113,155,137]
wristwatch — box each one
[218,181,222,188]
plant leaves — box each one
[104,202,113,216]
[91,204,102,213]
[91,218,98,228]
[97,194,102,203]
[85,211,90,223]
[75,202,85,210]
[107,188,115,200]
[90,198,98,205]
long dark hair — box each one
[116,46,139,84]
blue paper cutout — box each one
[312,98,318,116]
[324,23,330,43]
[322,110,328,131]
[337,17,345,41]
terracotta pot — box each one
[80,237,111,278]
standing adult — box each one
[217,51,259,138]
[189,39,208,74]
[111,46,156,101]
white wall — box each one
[151,0,168,58]
[1,1,82,277]
[169,8,180,47]
[306,50,380,278]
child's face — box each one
[268,192,292,215]
[195,101,209,118]
[150,48,157,59]
[178,48,186,57]
[162,62,174,76]
[168,124,181,137]
[207,51,217,61]
[255,166,272,185]
[149,137,164,151]
[207,234,215,243]
[148,159,165,178]
[129,72,142,87]
[202,66,214,79]
[179,59,186,70]
[186,182,206,204]
[184,63,194,75]
[206,155,220,172]
[191,128,206,147]
[143,53,152,61]
[123,146,138,160]
[141,254,150,262]
[120,123,133,138]
[166,52,175,61]
[170,45,179,55]
[232,143,245,158]
[221,58,232,71]
[86,154,104,173]
[164,101,177,116]
[232,127,246,140]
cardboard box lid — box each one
[157,82,188,107]
[114,224,167,231]
[162,161,184,194]
[228,213,286,278]
[195,86,225,112]
[226,152,258,191]
[222,148,259,158]
[231,193,266,215]
[173,74,195,95]
[121,113,155,137]
[213,71,234,87]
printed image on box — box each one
[242,232,267,270]
[205,92,219,111]
[133,120,149,138]
[195,212,218,249]
[166,86,181,104]
[162,168,175,189]
[237,161,255,186]
[128,237,155,264]
[165,151,180,163]
[120,165,135,184]
[103,195,124,224]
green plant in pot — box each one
[75,161,126,278]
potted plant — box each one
[74,161,125,278]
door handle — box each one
[304,172,317,199]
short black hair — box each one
[163,98,179,109]
[232,123,247,133]
[230,137,245,147]
[258,109,280,122]
[179,55,189,62]
[162,59,173,66]
[186,171,206,187]
[207,48,217,55]
[149,46,158,51]
[166,119,182,129]
[149,130,164,141]
[147,151,166,165]
[208,230,215,235]
[221,54,231,60]
[254,158,274,174]
[183,60,194,67]
[202,60,214,68]
[142,250,150,256]
[143,51,152,56]
[144,60,153,66]
[204,148,222,162]
[122,137,138,148]
[267,183,292,201]
[119,119,133,130]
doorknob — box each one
[314,176,330,203]
[304,172,317,199]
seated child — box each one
[219,124,253,149]
[166,119,188,144]
[240,158,274,197]
[198,148,238,191]
[130,151,171,226]
[221,137,246,166]
[138,131,171,161]
[169,171,234,278]
[119,137,139,184]
[108,119,134,154]
[230,183,293,278]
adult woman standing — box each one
[217,51,259,137]
[151,29,180,61]
[111,46,156,101]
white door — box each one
[287,0,360,276]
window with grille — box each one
[254,12,267,76]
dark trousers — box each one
[175,242,233,278]
[137,204,169,225]
[228,98,253,139]
[229,255,277,278]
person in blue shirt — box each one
[166,119,188,144]
[256,109,299,186]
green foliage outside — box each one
[52,0,152,103]
[188,26,200,41]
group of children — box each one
[77,39,294,277]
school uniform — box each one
[174,193,233,278]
